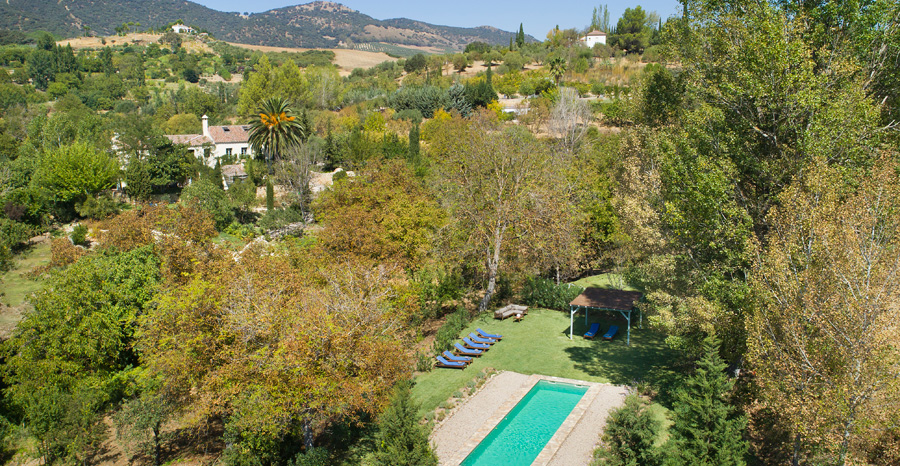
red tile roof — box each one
[585,30,607,36]
[207,125,251,144]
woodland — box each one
[0,1,899,465]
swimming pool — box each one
[460,380,588,466]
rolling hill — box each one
[0,0,535,51]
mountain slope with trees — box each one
[0,0,534,50]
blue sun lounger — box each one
[455,342,483,356]
[584,322,600,339]
[462,337,491,350]
[443,351,472,364]
[468,333,497,345]
[603,325,620,340]
[476,328,502,340]
[436,355,466,369]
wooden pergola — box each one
[568,287,643,345]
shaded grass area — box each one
[1,241,50,309]
[412,307,682,415]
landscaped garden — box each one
[412,305,682,415]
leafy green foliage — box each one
[34,141,118,205]
[180,179,235,230]
[520,277,583,311]
[387,86,449,119]
[3,247,160,463]
[432,307,469,354]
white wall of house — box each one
[584,35,607,47]
[212,143,252,162]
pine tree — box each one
[372,380,437,466]
[664,335,748,466]
[517,23,525,48]
[595,393,662,466]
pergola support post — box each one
[569,305,575,340]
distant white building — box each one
[171,24,195,34]
[165,115,253,167]
[580,30,607,47]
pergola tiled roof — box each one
[568,287,643,345]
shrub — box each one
[75,194,121,220]
[392,108,423,122]
[432,307,470,354]
[50,237,86,267]
[257,206,306,232]
[287,447,330,466]
[415,351,433,372]
[521,277,583,311]
[70,224,88,246]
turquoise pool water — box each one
[461,380,588,466]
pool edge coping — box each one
[446,373,606,466]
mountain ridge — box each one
[0,0,535,51]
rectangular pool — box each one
[461,380,588,466]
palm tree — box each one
[548,56,567,87]
[248,97,305,173]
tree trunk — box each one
[792,433,801,466]
[303,417,314,451]
[478,226,504,312]
[153,422,161,466]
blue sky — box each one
[193,0,682,40]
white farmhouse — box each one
[165,115,253,167]
[580,30,607,47]
[171,24,195,34]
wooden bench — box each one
[494,304,529,320]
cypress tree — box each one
[323,129,338,171]
[372,380,437,466]
[407,124,420,164]
[517,23,525,48]
[266,180,274,211]
[665,335,748,466]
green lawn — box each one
[412,307,681,414]
[1,241,50,309]
[570,272,638,291]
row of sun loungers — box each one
[584,323,619,340]
[435,329,503,369]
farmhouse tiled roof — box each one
[165,134,212,146]
[208,125,251,144]
[585,30,607,36]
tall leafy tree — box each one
[749,160,900,465]
[431,115,565,312]
[248,96,305,173]
[3,247,161,463]
[665,335,747,466]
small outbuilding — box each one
[569,287,642,345]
